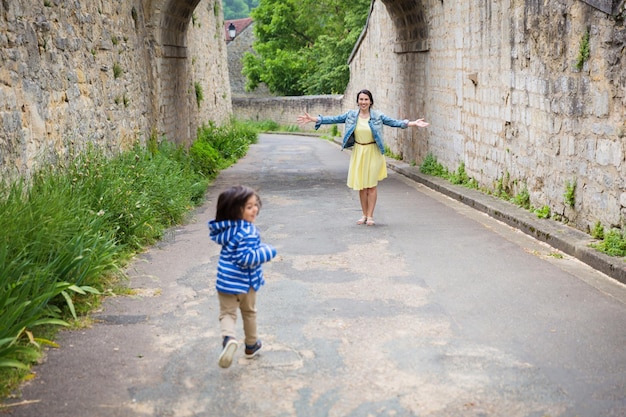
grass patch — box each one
[591,221,604,240]
[384,145,402,160]
[591,229,626,257]
[194,82,203,108]
[564,179,576,208]
[232,119,301,134]
[419,153,477,189]
[420,153,449,177]
[112,62,122,79]
[575,29,590,71]
[513,186,531,210]
[0,120,257,399]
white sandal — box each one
[356,216,367,225]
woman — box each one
[297,89,429,226]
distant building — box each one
[224,18,271,97]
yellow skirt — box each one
[346,143,387,190]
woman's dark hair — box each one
[356,89,374,107]
[215,185,262,221]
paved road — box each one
[4,134,626,417]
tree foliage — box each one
[243,0,371,96]
[223,0,259,20]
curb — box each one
[386,159,626,286]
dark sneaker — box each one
[218,336,238,368]
[244,340,262,359]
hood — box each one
[208,219,253,245]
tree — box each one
[224,0,249,19]
[242,0,371,96]
[245,0,259,9]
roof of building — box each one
[224,17,253,42]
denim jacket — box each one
[315,109,409,154]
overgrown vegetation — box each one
[194,82,204,108]
[591,221,604,240]
[223,0,259,19]
[384,145,402,160]
[232,119,301,133]
[592,229,626,257]
[512,186,531,210]
[0,120,257,399]
[564,179,576,208]
[243,0,371,95]
[420,154,478,190]
[112,62,122,79]
[418,153,626,260]
[534,205,551,219]
[575,28,590,71]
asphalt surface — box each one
[3,133,626,417]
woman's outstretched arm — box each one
[297,112,319,125]
[408,119,429,128]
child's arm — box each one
[233,237,277,267]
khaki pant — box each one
[218,289,257,346]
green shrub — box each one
[194,120,257,168]
[0,119,257,395]
[449,162,469,185]
[256,120,280,131]
[420,153,449,177]
[113,62,122,79]
[592,229,626,257]
[591,221,604,240]
[513,187,531,210]
[564,180,576,208]
[575,29,590,71]
[194,82,203,108]
[384,145,402,160]
[535,205,551,219]
[190,140,221,178]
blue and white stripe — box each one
[208,219,277,294]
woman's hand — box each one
[297,112,318,125]
[409,119,429,128]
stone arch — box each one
[145,0,231,145]
[381,0,429,53]
[347,0,430,161]
[147,0,203,144]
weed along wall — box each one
[0,0,231,179]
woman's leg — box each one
[359,189,368,216]
[365,186,377,218]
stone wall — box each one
[346,0,626,232]
[183,0,232,139]
[232,95,343,132]
[2,0,625,235]
[0,0,231,179]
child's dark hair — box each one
[356,89,374,107]
[215,185,261,221]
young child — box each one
[208,185,277,368]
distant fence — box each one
[232,95,344,132]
